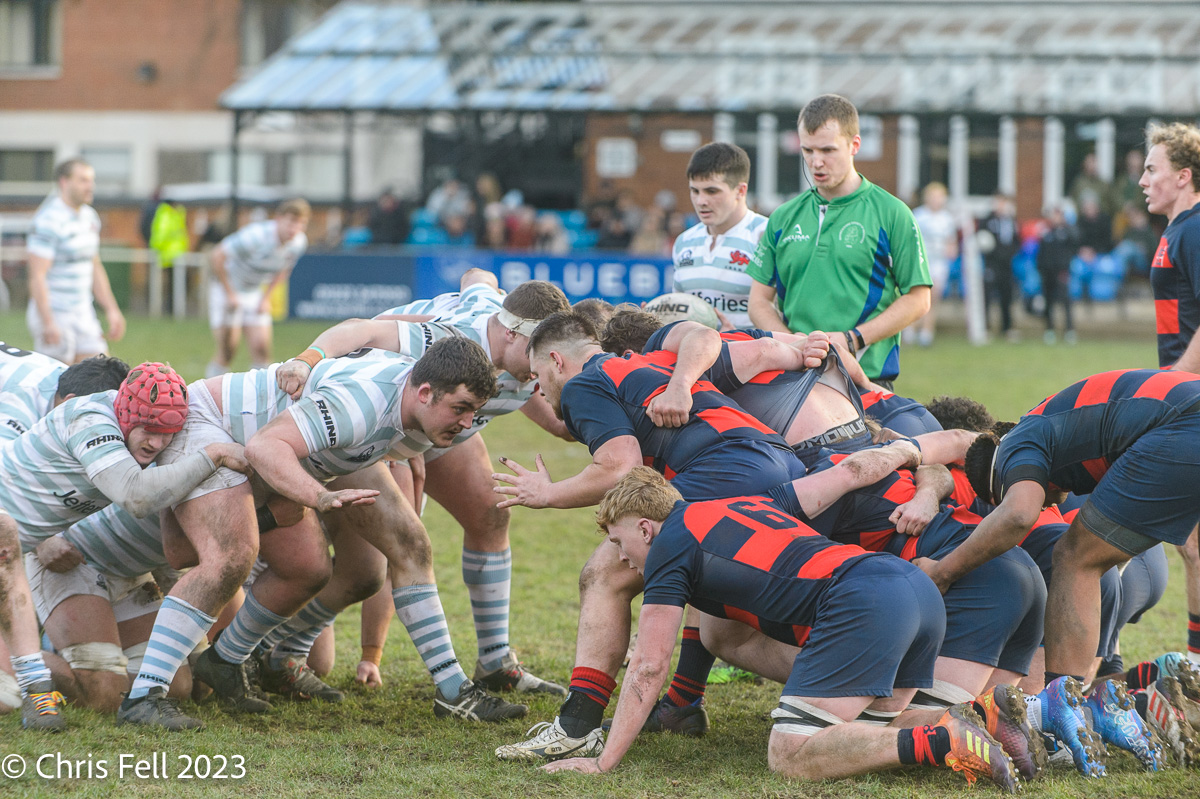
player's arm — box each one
[276,319,403,398]
[1170,233,1200,373]
[244,411,380,511]
[90,444,249,517]
[26,253,59,341]
[519,392,573,441]
[91,256,126,341]
[890,464,954,536]
[544,603,683,775]
[916,481,1044,593]
[258,264,293,313]
[910,428,978,466]
[790,439,922,518]
[646,323,721,427]
[492,434,642,510]
[748,281,791,333]
[1171,334,1200,375]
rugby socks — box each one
[1043,670,1083,688]
[263,598,339,670]
[393,584,467,697]
[1189,614,1200,664]
[560,667,616,737]
[897,725,953,766]
[128,596,216,699]
[10,653,52,694]
[1125,661,1163,691]
[463,547,511,672]
[214,589,289,665]
[664,627,714,707]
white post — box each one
[713,113,735,144]
[999,116,1017,197]
[897,115,920,204]
[1044,116,1065,210]
[756,112,779,209]
[1096,117,1116,181]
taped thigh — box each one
[62,642,128,675]
[771,696,847,737]
[907,679,977,711]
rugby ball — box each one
[644,292,721,330]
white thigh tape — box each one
[123,642,149,675]
[0,670,20,709]
[62,642,128,675]
[771,696,847,736]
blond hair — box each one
[1147,122,1200,192]
[277,198,312,220]
[798,94,859,140]
[595,466,682,534]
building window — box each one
[0,0,60,69]
[240,0,337,67]
[158,150,213,185]
[81,146,132,196]
[0,149,53,182]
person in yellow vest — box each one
[149,201,189,315]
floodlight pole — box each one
[230,110,243,227]
[342,111,354,230]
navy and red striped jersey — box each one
[641,323,864,438]
[561,351,791,477]
[763,454,981,561]
[642,496,879,647]
[1150,203,1200,367]
[997,368,1200,496]
[859,387,943,437]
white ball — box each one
[644,292,721,330]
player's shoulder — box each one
[862,179,916,218]
[673,221,708,254]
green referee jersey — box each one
[747,177,931,381]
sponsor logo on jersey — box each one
[54,489,104,515]
[781,223,811,244]
[730,250,750,266]
[85,434,123,449]
[314,399,337,446]
[4,418,25,434]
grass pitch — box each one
[0,311,1198,798]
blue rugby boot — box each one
[1085,679,1165,771]
[1038,677,1106,777]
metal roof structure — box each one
[222,0,1200,116]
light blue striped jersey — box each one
[378,283,535,445]
[219,350,430,480]
[219,220,307,291]
[26,195,101,312]
[0,341,66,442]
[63,502,165,579]
[0,391,131,548]
[671,210,768,328]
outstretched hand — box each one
[542,757,604,775]
[492,454,553,509]
[316,488,379,512]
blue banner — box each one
[289,248,675,319]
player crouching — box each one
[508,468,1020,791]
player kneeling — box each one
[519,468,1020,791]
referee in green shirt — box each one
[748,94,931,388]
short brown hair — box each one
[411,337,497,402]
[1147,122,1200,192]
[277,198,312,220]
[503,280,569,321]
[572,297,616,331]
[54,158,90,182]
[687,142,751,188]
[595,466,682,534]
[600,306,662,355]
[526,310,599,356]
[798,94,859,140]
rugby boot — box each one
[117,687,204,731]
[257,653,344,703]
[433,679,528,722]
[1038,676,1106,777]
[495,717,605,762]
[974,684,1046,781]
[1141,676,1200,767]
[1175,659,1200,730]
[1085,678,1165,771]
[640,696,709,736]
[192,647,272,713]
[20,680,65,732]
[474,651,568,697]
[939,702,1021,792]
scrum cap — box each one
[114,362,188,438]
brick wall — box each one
[0,0,240,111]
[582,113,714,211]
[1015,117,1046,221]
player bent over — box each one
[0,363,248,730]
[537,469,1018,791]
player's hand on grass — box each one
[36,535,84,573]
[356,660,383,688]
[913,557,951,594]
[316,489,379,512]
[646,384,692,428]
[204,442,253,474]
[276,359,312,399]
[542,757,603,774]
[493,454,552,509]
[890,494,938,535]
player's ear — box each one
[415,382,434,403]
[640,518,654,543]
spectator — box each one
[442,213,474,247]
[1037,205,1079,344]
[506,205,538,250]
[978,193,1022,341]
[628,206,668,255]
[1112,202,1158,280]
[479,203,508,250]
[472,173,503,241]
[368,188,411,245]
[138,187,162,247]
[425,178,472,226]
[1113,148,1148,227]
[596,214,633,251]
[534,213,571,255]
[665,211,687,243]
[148,198,189,314]
[1069,152,1117,217]
[911,181,958,346]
